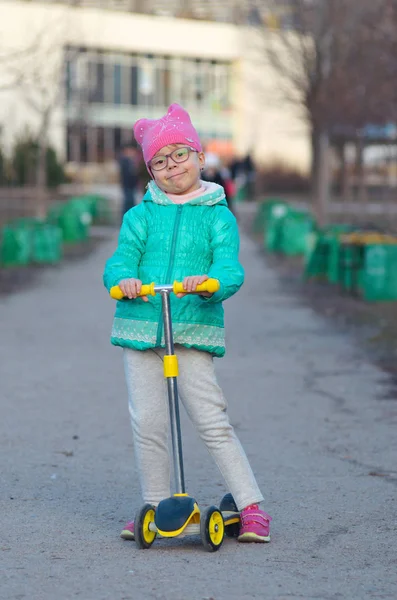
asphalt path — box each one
[1,223,396,600]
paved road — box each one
[1,220,396,600]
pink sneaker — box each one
[238,504,272,543]
[120,521,135,540]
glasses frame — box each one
[149,146,198,171]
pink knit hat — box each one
[133,103,202,165]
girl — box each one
[103,103,271,543]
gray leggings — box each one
[123,345,264,511]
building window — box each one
[65,59,73,104]
[163,58,172,105]
[114,64,122,104]
[65,47,233,164]
[88,58,105,103]
[68,48,231,110]
[138,57,155,107]
[130,65,138,105]
[114,127,122,152]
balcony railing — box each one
[22,0,241,23]
[13,0,298,27]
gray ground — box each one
[1,211,396,600]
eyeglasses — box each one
[149,147,197,171]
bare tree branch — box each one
[0,13,87,214]
[251,0,396,223]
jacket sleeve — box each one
[103,206,147,291]
[201,208,244,303]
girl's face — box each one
[149,144,205,195]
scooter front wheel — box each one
[135,503,157,549]
[200,506,225,552]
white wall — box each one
[236,27,311,171]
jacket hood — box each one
[143,180,227,207]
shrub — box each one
[9,131,66,187]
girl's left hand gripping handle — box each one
[110,283,155,300]
[172,278,220,295]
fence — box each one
[0,188,53,228]
[0,185,92,229]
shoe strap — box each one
[241,510,272,525]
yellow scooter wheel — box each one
[135,504,157,549]
[200,506,225,552]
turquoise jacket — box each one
[103,181,244,357]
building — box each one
[0,0,310,180]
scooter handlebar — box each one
[109,278,220,300]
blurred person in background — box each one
[202,151,235,215]
[230,152,256,202]
[136,148,151,195]
[242,153,256,199]
[118,143,139,218]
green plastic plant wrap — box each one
[0,223,31,266]
[252,199,286,233]
[59,199,91,243]
[304,225,353,281]
[278,211,315,256]
[0,218,63,266]
[264,203,289,252]
[32,223,62,264]
[361,244,397,301]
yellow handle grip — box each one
[173,278,220,295]
[109,282,155,300]
[109,279,220,299]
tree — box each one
[0,36,41,92]
[13,26,67,212]
[0,135,7,185]
[256,0,395,224]
[0,14,84,215]
[10,131,65,188]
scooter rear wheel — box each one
[200,506,224,552]
[135,503,156,549]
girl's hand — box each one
[176,275,213,298]
[118,278,149,302]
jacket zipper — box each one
[155,205,183,347]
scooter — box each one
[110,279,240,551]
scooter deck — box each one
[223,511,240,527]
[155,495,200,537]
[148,510,240,539]
[148,493,240,539]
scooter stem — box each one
[160,290,186,494]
